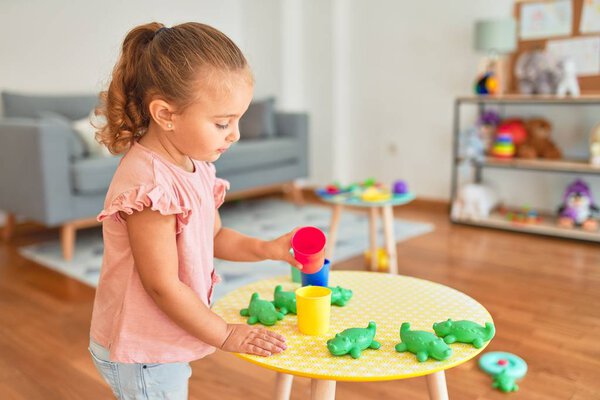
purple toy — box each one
[393,180,409,195]
[478,110,501,127]
[557,179,599,231]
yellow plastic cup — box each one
[295,286,332,335]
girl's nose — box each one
[227,124,240,143]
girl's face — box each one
[170,71,254,162]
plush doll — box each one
[451,183,499,221]
[516,118,562,159]
[558,179,599,231]
[514,50,559,95]
[556,58,580,97]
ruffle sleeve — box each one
[213,177,230,209]
[97,185,192,234]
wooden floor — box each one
[1,197,599,400]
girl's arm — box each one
[125,208,287,356]
[213,210,302,269]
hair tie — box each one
[154,27,169,37]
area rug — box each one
[18,199,434,300]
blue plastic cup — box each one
[301,259,330,287]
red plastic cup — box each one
[291,226,327,274]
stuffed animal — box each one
[514,50,559,95]
[590,124,600,167]
[451,183,499,221]
[517,118,562,159]
[556,58,580,97]
[557,179,599,231]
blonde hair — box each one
[96,22,251,154]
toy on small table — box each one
[327,321,381,359]
[364,248,389,272]
[557,179,599,231]
[479,351,528,392]
[432,319,495,348]
[240,292,285,326]
[272,285,297,315]
[328,285,353,306]
[395,322,452,362]
[393,180,409,195]
[361,186,392,202]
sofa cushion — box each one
[215,137,298,174]
[239,97,275,139]
[71,156,121,195]
[37,111,87,159]
[2,91,98,121]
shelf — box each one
[456,94,600,105]
[453,210,600,243]
[474,156,600,175]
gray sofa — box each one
[0,92,308,259]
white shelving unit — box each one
[450,95,600,243]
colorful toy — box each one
[517,118,562,160]
[502,206,542,225]
[474,70,498,95]
[295,286,331,335]
[326,321,381,359]
[478,110,502,154]
[393,180,409,195]
[432,319,495,348]
[364,248,389,272]
[328,285,353,306]
[361,186,392,202]
[395,322,452,362]
[558,179,599,231]
[291,226,326,274]
[301,259,330,287]
[240,293,285,326]
[479,351,528,392]
[590,123,600,167]
[491,132,515,158]
[272,285,297,315]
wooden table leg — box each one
[326,204,343,261]
[425,371,449,400]
[274,372,294,400]
[382,204,398,275]
[311,379,336,400]
[368,207,379,271]
[2,213,16,242]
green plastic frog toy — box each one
[240,292,285,326]
[328,286,353,306]
[327,321,381,359]
[493,369,519,392]
[395,322,452,362]
[272,285,297,315]
[432,319,495,348]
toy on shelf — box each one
[491,132,515,158]
[590,123,600,167]
[557,179,599,231]
[474,66,499,96]
[328,285,353,306]
[479,351,528,392]
[272,285,297,315]
[240,293,285,326]
[478,110,502,154]
[364,248,389,272]
[432,319,495,348]
[517,118,562,160]
[451,183,499,221]
[500,205,542,225]
[395,322,452,362]
[326,321,381,359]
[514,50,558,95]
[556,58,580,97]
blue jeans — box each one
[89,339,192,399]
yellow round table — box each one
[212,271,493,400]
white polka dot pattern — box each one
[212,271,493,381]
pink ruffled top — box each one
[90,141,229,363]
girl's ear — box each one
[148,98,175,130]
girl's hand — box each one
[220,324,287,357]
[264,228,304,270]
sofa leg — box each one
[61,223,76,261]
[2,213,16,242]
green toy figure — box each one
[272,285,297,315]
[395,322,452,362]
[327,321,381,359]
[328,286,353,306]
[240,292,285,326]
[493,369,519,392]
[432,319,495,348]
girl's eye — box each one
[216,123,229,130]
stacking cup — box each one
[295,286,332,335]
[291,226,326,274]
[301,259,330,287]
